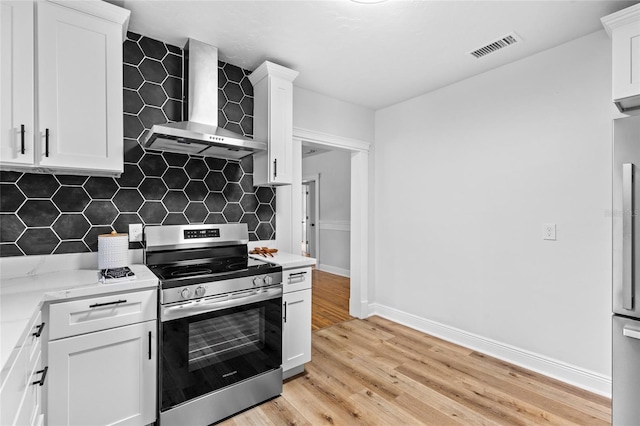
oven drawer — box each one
[48,289,157,340]
[283,267,312,293]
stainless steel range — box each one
[144,224,283,426]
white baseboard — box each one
[368,303,611,397]
[317,263,350,278]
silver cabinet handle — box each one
[623,325,640,340]
[623,163,634,310]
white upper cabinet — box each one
[0,0,130,176]
[602,3,640,113]
[249,61,299,186]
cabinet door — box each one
[612,22,640,102]
[47,321,156,426]
[0,1,34,166]
[37,1,123,174]
[267,77,293,185]
[282,289,311,372]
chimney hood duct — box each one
[142,39,266,160]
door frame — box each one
[302,174,320,261]
[275,127,370,319]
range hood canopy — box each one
[142,39,265,160]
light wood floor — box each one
[311,269,353,331]
[221,316,611,425]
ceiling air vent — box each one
[468,33,521,59]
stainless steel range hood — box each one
[142,39,265,160]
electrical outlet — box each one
[543,223,556,241]
[129,223,143,242]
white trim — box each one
[318,220,350,232]
[601,3,640,37]
[48,0,131,40]
[301,174,320,261]
[317,264,350,278]
[294,127,371,152]
[369,303,612,397]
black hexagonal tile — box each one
[53,214,91,240]
[112,213,143,233]
[17,173,60,198]
[0,171,22,183]
[240,194,258,213]
[123,89,144,115]
[185,158,208,180]
[255,222,274,241]
[139,82,167,107]
[0,243,23,257]
[139,58,168,84]
[0,184,26,212]
[205,157,226,171]
[185,181,208,201]
[55,175,88,186]
[127,31,141,42]
[222,102,243,122]
[270,196,276,212]
[162,191,189,212]
[223,81,244,103]
[123,39,144,65]
[139,201,167,225]
[139,153,168,177]
[54,241,90,254]
[218,93,226,113]
[162,53,181,77]
[162,167,189,190]
[52,186,90,212]
[240,77,253,98]
[205,213,226,224]
[162,152,188,167]
[185,202,208,223]
[162,213,188,225]
[223,182,243,203]
[239,175,253,192]
[117,163,144,188]
[84,226,113,251]
[113,188,144,212]
[139,177,168,200]
[222,63,244,84]
[123,139,145,164]
[222,203,243,222]
[162,76,182,100]
[17,228,59,255]
[139,37,167,60]
[256,204,274,222]
[223,122,244,136]
[239,116,253,136]
[240,96,254,116]
[124,114,144,139]
[204,171,226,191]
[163,99,181,122]
[240,156,253,174]
[84,200,118,225]
[241,212,259,233]
[0,214,25,242]
[204,192,225,213]
[139,106,167,129]
[17,200,59,226]
[256,187,274,203]
[123,64,143,90]
[223,162,243,183]
[84,177,118,199]
[166,43,181,55]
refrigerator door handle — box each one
[623,163,634,310]
[623,325,640,340]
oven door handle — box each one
[161,285,282,321]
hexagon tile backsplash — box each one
[0,33,275,257]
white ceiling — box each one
[114,0,638,110]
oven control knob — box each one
[264,275,273,285]
[180,288,191,299]
[195,286,206,297]
[253,276,263,287]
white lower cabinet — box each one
[282,267,312,379]
[47,320,156,426]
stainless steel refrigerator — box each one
[612,114,640,425]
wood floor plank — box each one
[312,270,353,330]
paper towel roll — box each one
[98,231,128,270]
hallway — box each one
[311,269,353,330]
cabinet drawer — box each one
[283,267,312,293]
[49,290,156,340]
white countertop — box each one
[249,252,316,269]
[0,264,158,375]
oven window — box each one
[161,296,282,411]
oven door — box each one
[160,285,282,412]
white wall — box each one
[303,150,352,276]
[373,30,623,394]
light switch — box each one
[543,223,556,241]
[129,224,143,242]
